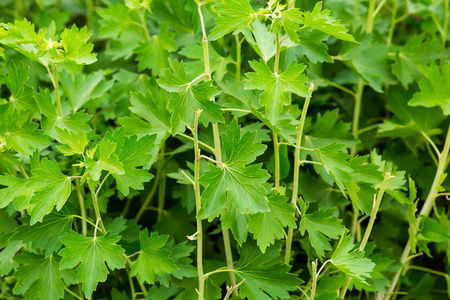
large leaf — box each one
[199,119,270,219]
[130,229,177,285]
[157,59,224,133]
[234,241,302,300]
[244,60,309,123]
[59,231,125,297]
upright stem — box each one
[384,125,450,300]
[360,173,392,251]
[193,111,205,300]
[91,173,110,234]
[350,79,364,157]
[443,0,449,47]
[272,33,282,192]
[341,172,392,298]
[387,0,398,47]
[15,0,25,19]
[288,0,296,9]
[157,144,166,222]
[235,34,241,89]
[73,167,87,237]
[285,84,313,265]
[273,132,281,191]
[366,0,376,33]
[86,0,94,31]
[53,65,63,117]
[197,2,237,291]
[135,143,165,223]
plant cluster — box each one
[0,0,449,299]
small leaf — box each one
[55,127,89,156]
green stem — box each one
[350,79,364,157]
[366,0,376,33]
[193,111,205,300]
[273,132,280,191]
[197,2,237,291]
[285,84,314,265]
[53,65,63,117]
[157,144,166,222]
[341,172,392,298]
[360,172,392,251]
[387,0,397,47]
[139,8,151,41]
[91,173,110,234]
[443,0,449,47]
[384,124,450,300]
[86,0,94,31]
[135,144,164,223]
[288,0,296,9]
[235,34,241,89]
[272,33,282,192]
[73,170,87,236]
[15,0,25,19]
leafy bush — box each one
[0,0,449,299]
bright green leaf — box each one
[59,231,125,297]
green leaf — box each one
[59,231,125,297]
[119,89,172,150]
[0,61,35,114]
[157,59,224,133]
[408,62,450,115]
[58,24,97,65]
[55,127,88,156]
[244,60,309,123]
[0,174,33,211]
[160,240,196,281]
[130,228,177,284]
[314,143,353,195]
[377,88,445,151]
[299,2,357,43]
[235,241,302,300]
[293,29,333,63]
[85,139,125,181]
[330,232,375,283]
[209,0,255,41]
[220,203,250,245]
[12,207,74,257]
[12,252,65,300]
[271,9,303,43]
[248,194,297,253]
[199,119,270,219]
[105,129,156,196]
[305,109,357,149]
[0,112,52,155]
[338,33,395,92]
[59,70,112,113]
[391,34,448,88]
[28,158,72,225]
[179,42,233,81]
[299,208,345,257]
[134,23,177,74]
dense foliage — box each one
[0,0,449,299]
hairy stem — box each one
[285,84,314,264]
[384,124,450,299]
